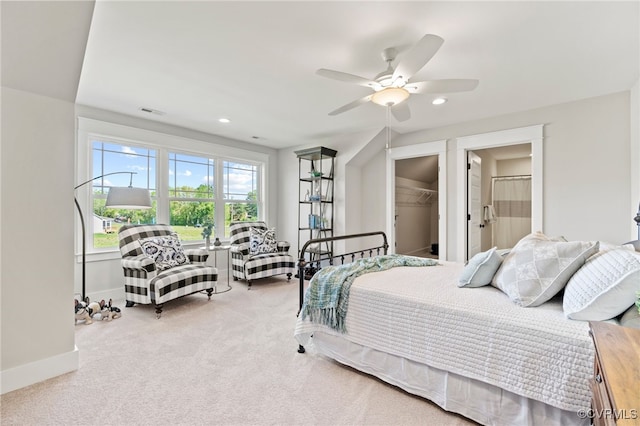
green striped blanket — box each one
[300,254,438,332]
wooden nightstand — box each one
[589,321,640,426]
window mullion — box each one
[215,158,225,237]
[156,149,169,225]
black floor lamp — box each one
[75,172,152,301]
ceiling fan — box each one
[317,34,479,122]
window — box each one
[80,118,267,252]
[168,152,215,242]
[91,141,157,248]
[223,160,259,237]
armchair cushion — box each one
[250,227,278,255]
[139,233,190,270]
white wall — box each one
[631,79,640,239]
[276,127,384,256]
[338,91,634,261]
[1,88,78,393]
[497,157,531,176]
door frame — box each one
[386,140,447,260]
[456,125,544,262]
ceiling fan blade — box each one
[392,34,444,83]
[316,69,378,88]
[390,102,411,122]
[328,95,372,116]
[406,79,479,94]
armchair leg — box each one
[155,304,163,319]
[247,280,252,290]
[287,273,292,282]
[206,288,213,300]
[125,300,135,308]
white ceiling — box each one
[73,1,638,150]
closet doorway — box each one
[395,155,439,259]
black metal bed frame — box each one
[296,231,389,353]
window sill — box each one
[75,241,228,263]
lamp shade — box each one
[371,87,410,106]
[105,186,152,209]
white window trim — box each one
[76,117,269,261]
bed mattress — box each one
[295,261,594,413]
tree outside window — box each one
[92,141,157,248]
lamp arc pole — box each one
[74,171,150,301]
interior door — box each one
[467,151,482,260]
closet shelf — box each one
[395,184,437,206]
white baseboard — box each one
[0,346,79,395]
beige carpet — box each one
[1,277,476,426]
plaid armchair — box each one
[118,224,218,317]
[229,221,295,288]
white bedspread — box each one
[295,261,594,412]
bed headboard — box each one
[297,231,388,313]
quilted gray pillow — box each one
[491,232,599,307]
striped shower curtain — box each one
[492,176,531,249]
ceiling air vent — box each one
[139,107,165,116]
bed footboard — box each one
[296,231,388,353]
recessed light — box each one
[219,118,230,123]
[432,98,447,106]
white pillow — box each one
[138,233,190,270]
[249,227,278,255]
[619,305,640,329]
[458,247,503,288]
[492,232,599,307]
[563,248,640,321]
[598,241,635,252]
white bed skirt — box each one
[310,331,589,426]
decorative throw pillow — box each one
[139,233,190,270]
[491,232,599,307]
[563,248,640,321]
[458,247,503,288]
[249,227,278,255]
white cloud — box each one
[183,170,192,177]
[121,146,137,157]
[227,172,253,194]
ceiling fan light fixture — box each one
[371,87,410,107]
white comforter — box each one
[295,261,594,412]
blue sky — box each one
[92,141,256,198]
